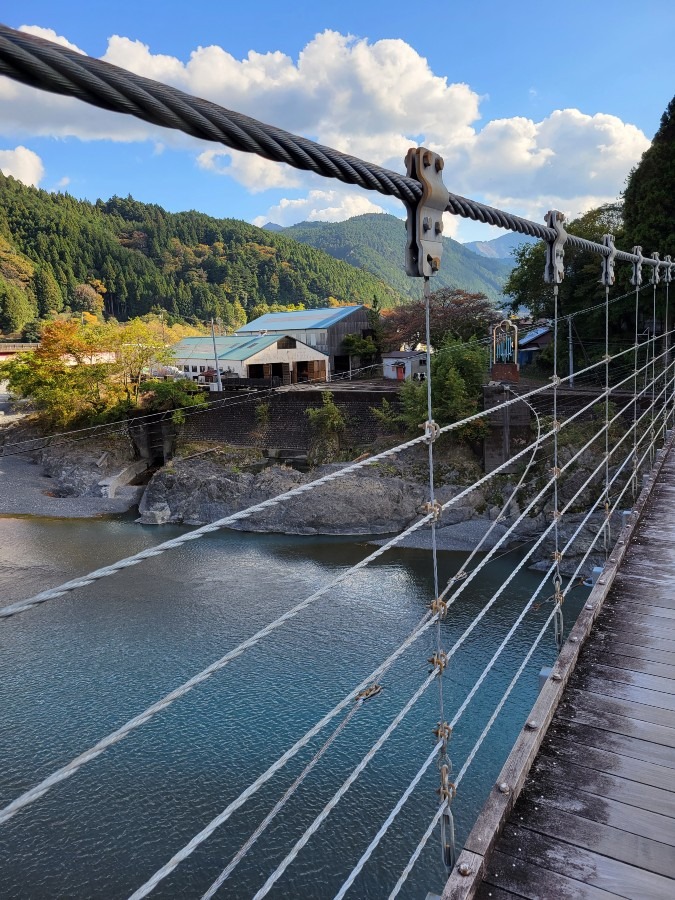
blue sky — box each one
[0,1,673,242]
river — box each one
[0,512,586,899]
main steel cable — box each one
[0,23,669,267]
[130,677,442,900]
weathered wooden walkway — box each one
[443,446,675,900]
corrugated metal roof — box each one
[519,326,551,347]
[237,306,363,332]
[172,334,282,361]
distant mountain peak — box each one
[282,213,513,300]
[261,222,285,231]
[463,232,537,259]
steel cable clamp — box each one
[404,147,447,277]
[422,419,441,443]
[651,252,661,285]
[421,499,442,521]
[631,246,644,286]
[544,210,567,284]
[600,233,617,286]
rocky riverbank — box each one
[0,412,618,574]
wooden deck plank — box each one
[603,642,675,667]
[595,628,675,653]
[511,802,675,880]
[588,662,675,696]
[548,720,675,769]
[518,779,675,845]
[569,674,675,712]
[562,686,675,729]
[538,736,675,791]
[530,755,675,817]
[482,850,625,900]
[597,652,675,680]
[495,824,675,900]
[555,698,675,748]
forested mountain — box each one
[0,174,403,335]
[277,214,512,300]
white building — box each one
[382,350,427,381]
[171,334,329,388]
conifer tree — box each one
[624,95,675,255]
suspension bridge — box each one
[0,23,674,899]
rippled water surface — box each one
[0,514,586,899]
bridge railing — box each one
[1,24,673,900]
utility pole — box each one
[211,318,223,392]
[568,316,574,387]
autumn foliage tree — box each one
[381,288,500,350]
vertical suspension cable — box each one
[422,275,452,867]
[652,279,657,464]
[604,284,610,557]
[552,283,563,650]
[633,284,640,497]
[667,278,673,432]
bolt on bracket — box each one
[544,210,567,284]
[600,233,617,286]
[664,255,673,284]
[404,147,447,277]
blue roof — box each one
[172,334,283,361]
[519,326,551,347]
[237,306,363,333]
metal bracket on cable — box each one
[421,499,442,521]
[631,246,644,286]
[404,147,447,277]
[428,651,448,672]
[651,252,661,285]
[433,721,452,742]
[430,597,448,618]
[543,210,567,284]
[600,233,617,286]
[422,419,440,443]
[664,255,673,284]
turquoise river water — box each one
[0,513,587,899]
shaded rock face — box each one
[39,439,136,497]
[137,459,428,535]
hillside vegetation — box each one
[0,174,403,335]
[280,213,512,300]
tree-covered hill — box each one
[278,213,512,300]
[0,173,403,335]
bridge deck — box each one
[444,449,675,900]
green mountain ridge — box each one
[0,173,404,335]
[277,213,512,300]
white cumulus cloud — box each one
[0,26,651,226]
[252,188,387,227]
[0,145,44,186]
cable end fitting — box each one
[356,684,383,702]
[421,419,440,443]
[428,651,448,673]
[430,597,448,618]
[421,500,443,521]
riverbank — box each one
[0,454,143,518]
